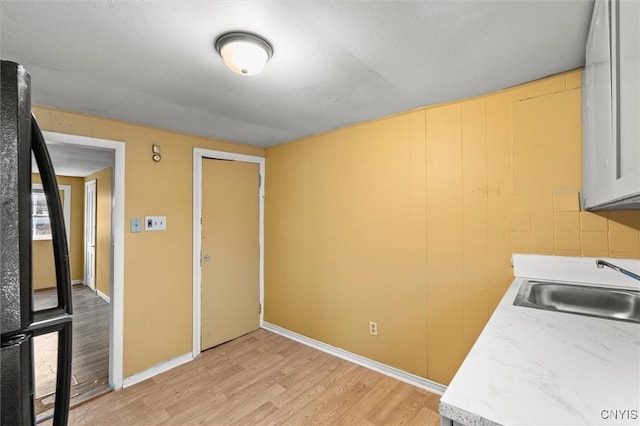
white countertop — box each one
[440,255,640,426]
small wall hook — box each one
[152,144,161,162]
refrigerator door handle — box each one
[30,114,73,426]
[0,333,29,348]
[30,115,72,316]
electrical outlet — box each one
[144,215,167,231]
[369,321,378,336]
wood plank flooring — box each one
[33,284,110,421]
[65,329,441,425]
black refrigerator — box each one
[1,61,73,425]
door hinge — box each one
[258,173,262,188]
[259,303,262,314]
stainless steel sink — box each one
[513,280,640,324]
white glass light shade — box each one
[220,41,268,75]
[215,32,273,76]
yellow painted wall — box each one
[32,174,84,290]
[84,167,112,297]
[32,106,264,377]
[510,78,640,258]
[264,69,640,386]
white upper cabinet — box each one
[583,0,640,210]
[583,0,613,208]
[614,0,640,201]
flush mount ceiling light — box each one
[215,31,273,76]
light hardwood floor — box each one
[34,284,110,420]
[64,329,441,425]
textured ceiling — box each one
[33,141,114,177]
[1,1,593,147]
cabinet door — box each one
[612,0,640,200]
[583,0,614,208]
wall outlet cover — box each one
[144,215,167,231]
[369,321,378,336]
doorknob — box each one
[203,254,211,262]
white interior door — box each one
[84,179,97,291]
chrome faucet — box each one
[596,259,640,281]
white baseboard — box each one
[96,289,111,304]
[261,322,446,396]
[122,353,192,388]
[71,280,84,285]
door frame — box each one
[43,131,125,390]
[84,179,97,291]
[192,148,265,357]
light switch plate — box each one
[130,218,141,233]
[145,215,167,231]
